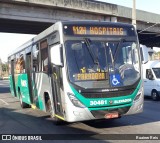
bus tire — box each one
[151,90,160,101]
[19,92,29,108]
[46,99,63,125]
[53,116,64,125]
[46,99,53,115]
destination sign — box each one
[72,26,125,35]
[74,72,107,81]
[63,24,134,36]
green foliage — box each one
[2,63,8,72]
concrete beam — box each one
[0,2,105,23]
[4,0,118,16]
[3,0,160,24]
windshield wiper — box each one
[113,38,125,61]
[83,38,99,65]
[108,39,124,71]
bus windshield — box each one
[65,39,140,89]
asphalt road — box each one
[0,80,160,143]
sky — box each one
[1,0,160,62]
[0,33,35,62]
[97,0,160,14]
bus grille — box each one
[81,89,134,98]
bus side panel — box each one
[31,72,51,111]
[17,73,31,105]
[39,73,52,111]
[9,75,16,97]
[31,73,40,109]
[14,74,18,96]
[32,72,44,110]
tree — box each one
[0,61,9,77]
[2,63,8,72]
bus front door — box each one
[10,60,17,97]
[26,53,34,104]
[52,66,64,118]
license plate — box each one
[105,112,119,119]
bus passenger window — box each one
[8,58,11,75]
[33,44,40,72]
[15,54,20,74]
[15,54,25,74]
[40,40,48,72]
[19,55,25,73]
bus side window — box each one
[15,53,25,74]
[19,55,25,73]
[8,58,11,75]
[40,40,48,72]
[15,53,20,74]
[33,44,40,72]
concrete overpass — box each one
[1,0,160,47]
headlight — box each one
[134,85,143,102]
[134,92,141,102]
[67,92,85,108]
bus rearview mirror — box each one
[50,44,63,67]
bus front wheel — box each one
[47,99,62,125]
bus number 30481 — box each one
[90,100,107,106]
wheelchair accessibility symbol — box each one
[112,75,120,85]
[110,74,121,86]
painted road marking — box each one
[0,99,9,105]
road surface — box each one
[0,80,160,142]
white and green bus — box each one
[8,21,143,123]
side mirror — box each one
[50,44,63,66]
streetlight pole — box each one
[132,0,136,28]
